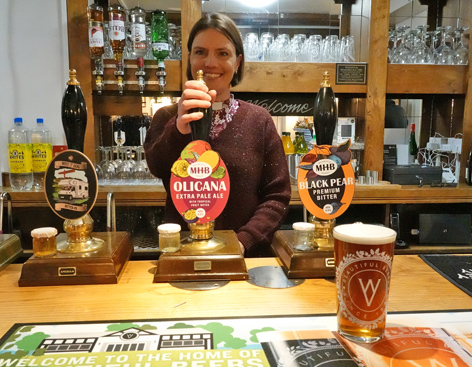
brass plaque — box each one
[194,261,211,271]
[58,267,77,276]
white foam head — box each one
[333,222,397,245]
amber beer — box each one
[333,223,397,343]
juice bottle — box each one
[281,132,295,155]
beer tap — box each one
[0,192,13,235]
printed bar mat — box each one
[420,254,472,297]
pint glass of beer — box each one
[333,222,397,343]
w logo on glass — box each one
[358,278,382,307]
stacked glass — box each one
[242,32,356,63]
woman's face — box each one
[190,28,242,101]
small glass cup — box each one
[333,222,397,343]
[158,223,181,253]
[31,227,58,257]
[292,222,316,251]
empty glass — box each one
[410,25,434,64]
[453,27,469,65]
[242,32,356,63]
[244,32,260,61]
[435,26,454,64]
[132,146,150,181]
[390,26,411,64]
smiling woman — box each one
[144,13,291,257]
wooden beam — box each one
[460,7,472,183]
[363,0,390,178]
[180,0,201,89]
[66,0,96,163]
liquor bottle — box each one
[408,123,418,164]
[31,118,52,190]
[61,69,87,152]
[151,10,170,62]
[108,4,126,67]
[281,132,295,155]
[190,70,212,142]
[129,6,147,61]
[313,71,337,145]
[8,117,33,191]
[87,1,104,59]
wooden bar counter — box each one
[0,255,471,338]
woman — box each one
[144,13,291,257]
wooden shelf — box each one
[234,62,367,94]
[387,64,468,95]
[289,183,472,205]
[4,183,472,208]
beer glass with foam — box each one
[333,222,397,343]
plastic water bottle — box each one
[8,117,33,191]
[31,118,52,190]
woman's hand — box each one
[176,80,217,135]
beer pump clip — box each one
[153,140,248,285]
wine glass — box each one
[391,26,411,64]
[453,27,469,65]
[116,146,132,181]
[133,146,150,182]
[411,25,434,64]
[98,147,116,183]
[435,26,454,64]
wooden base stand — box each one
[154,230,248,282]
[0,234,22,272]
[272,230,335,278]
[19,232,133,286]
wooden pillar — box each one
[66,0,95,163]
[460,7,472,181]
[363,0,390,178]
[181,0,202,89]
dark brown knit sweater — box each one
[144,100,291,257]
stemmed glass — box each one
[453,27,469,65]
[391,26,411,63]
[411,25,434,64]
[133,146,150,182]
[98,147,116,183]
[388,29,398,63]
[116,146,133,181]
[435,26,454,64]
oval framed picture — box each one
[44,150,98,220]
